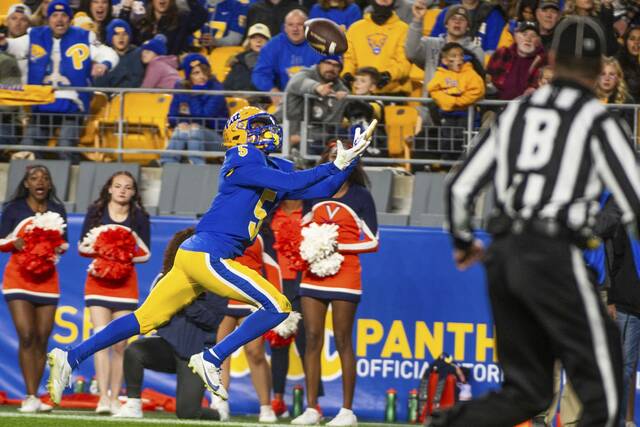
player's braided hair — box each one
[161,227,195,275]
[86,171,149,231]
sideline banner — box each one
[0,216,500,421]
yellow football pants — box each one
[134,249,291,333]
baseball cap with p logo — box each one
[551,16,605,58]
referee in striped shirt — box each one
[436,17,640,427]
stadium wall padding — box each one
[0,215,556,420]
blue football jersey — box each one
[192,144,350,258]
[200,0,248,39]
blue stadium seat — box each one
[409,172,446,227]
[157,164,221,217]
[365,168,409,226]
[73,162,141,213]
[6,160,71,208]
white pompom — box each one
[28,212,66,233]
[273,311,302,338]
[300,223,343,277]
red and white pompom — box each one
[14,212,67,279]
[264,311,302,348]
[80,225,138,280]
[299,223,344,277]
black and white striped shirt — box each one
[446,79,640,248]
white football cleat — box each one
[291,407,321,425]
[210,394,230,421]
[259,405,277,423]
[17,395,41,413]
[46,348,72,405]
[112,398,143,418]
[39,400,53,413]
[327,408,358,426]
[95,396,111,414]
[188,352,228,400]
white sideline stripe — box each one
[0,411,407,426]
[570,248,618,427]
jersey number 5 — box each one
[248,189,276,240]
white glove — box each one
[332,120,377,170]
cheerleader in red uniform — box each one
[78,172,150,415]
[211,234,281,423]
[268,200,324,417]
[0,165,67,413]
[292,143,379,427]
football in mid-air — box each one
[304,18,348,56]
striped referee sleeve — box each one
[591,117,640,225]
[445,125,497,249]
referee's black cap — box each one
[551,16,605,58]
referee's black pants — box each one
[436,232,622,427]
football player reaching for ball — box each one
[46,107,375,406]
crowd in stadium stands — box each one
[1,0,640,163]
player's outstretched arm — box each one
[227,122,375,193]
[285,122,376,199]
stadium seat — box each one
[6,159,71,204]
[409,171,446,227]
[384,106,419,166]
[157,163,221,217]
[0,0,14,14]
[365,168,409,226]
[410,64,425,98]
[98,93,172,164]
[422,7,442,36]
[73,162,140,213]
[226,97,249,115]
[79,91,109,161]
[208,46,244,82]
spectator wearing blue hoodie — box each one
[94,19,145,88]
[309,0,362,30]
[161,54,229,165]
[251,9,324,105]
[428,0,506,56]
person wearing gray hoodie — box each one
[281,55,348,152]
[405,2,485,94]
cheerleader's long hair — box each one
[85,171,149,231]
[7,164,63,205]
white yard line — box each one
[0,411,400,427]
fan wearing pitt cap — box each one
[46,107,376,406]
[435,16,640,427]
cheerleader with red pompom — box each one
[268,199,326,419]
[293,143,379,426]
[0,165,68,413]
[78,172,150,415]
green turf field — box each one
[0,406,405,426]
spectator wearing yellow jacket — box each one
[342,0,412,95]
[427,42,485,116]
[427,42,484,158]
